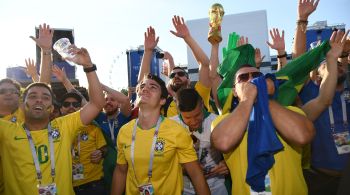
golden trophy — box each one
[208,3,225,44]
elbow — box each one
[211,134,235,153]
[294,122,316,146]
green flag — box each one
[275,41,331,106]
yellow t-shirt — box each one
[72,124,106,187]
[0,111,83,195]
[117,117,197,195]
[0,107,25,195]
[211,106,307,195]
[161,81,212,117]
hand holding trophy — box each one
[208,3,225,44]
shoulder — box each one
[211,113,229,130]
[161,118,188,133]
[119,119,136,134]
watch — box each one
[83,64,97,73]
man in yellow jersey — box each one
[0,46,105,195]
[137,16,214,117]
[111,74,210,195]
[0,78,24,195]
[211,65,315,195]
[59,92,107,195]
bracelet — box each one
[277,52,287,58]
[42,50,52,55]
[83,64,97,73]
[296,20,308,25]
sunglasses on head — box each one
[236,72,263,84]
[62,101,81,108]
[0,88,20,95]
[169,71,187,79]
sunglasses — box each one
[236,72,263,84]
[62,101,81,108]
[169,71,187,79]
[0,88,20,95]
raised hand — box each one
[236,36,249,47]
[144,26,159,51]
[52,65,67,82]
[30,23,54,51]
[266,28,285,52]
[65,46,93,67]
[298,0,320,20]
[328,30,350,59]
[24,58,38,77]
[255,48,265,69]
[170,15,190,39]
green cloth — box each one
[275,41,330,106]
[216,39,331,113]
[217,44,256,109]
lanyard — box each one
[328,93,348,132]
[108,119,116,142]
[23,123,56,184]
[130,117,162,185]
[72,132,81,160]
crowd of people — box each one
[0,0,350,195]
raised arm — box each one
[302,30,350,121]
[292,0,320,58]
[269,100,315,146]
[137,26,159,83]
[163,51,175,76]
[102,84,132,117]
[66,46,105,125]
[30,23,54,84]
[52,64,88,105]
[24,58,39,82]
[266,28,287,70]
[209,41,223,111]
[211,82,257,153]
[170,15,210,87]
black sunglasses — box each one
[169,71,187,79]
[0,88,20,95]
[236,72,263,84]
[62,101,81,108]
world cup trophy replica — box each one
[208,3,225,44]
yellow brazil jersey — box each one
[1,107,25,123]
[72,124,106,187]
[211,106,308,195]
[0,111,84,195]
[161,81,212,117]
[0,107,25,195]
[117,117,198,195]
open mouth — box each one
[33,105,44,111]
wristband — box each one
[277,52,287,58]
[83,64,97,73]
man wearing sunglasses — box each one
[211,64,316,194]
[60,92,107,195]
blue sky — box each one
[0,0,349,89]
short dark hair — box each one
[0,78,21,91]
[176,87,202,112]
[172,66,189,78]
[22,82,55,104]
[139,73,168,99]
